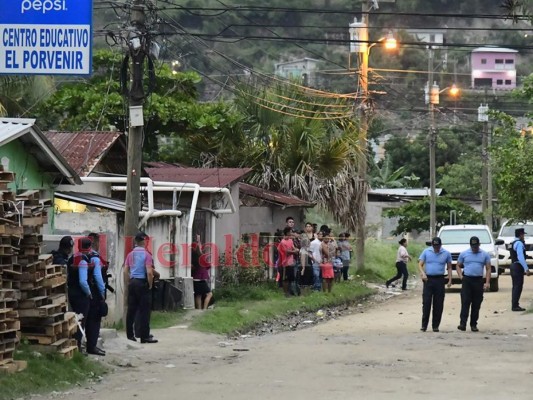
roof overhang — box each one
[55,191,129,212]
[0,118,81,185]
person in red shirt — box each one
[278,227,300,296]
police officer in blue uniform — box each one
[456,236,491,332]
[52,236,74,265]
[124,232,158,343]
[418,237,452,332]
[67,238,93,352]
[510,228,530,311]
[85,234,107,356]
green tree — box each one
[34,50,238,160]
[0,76,54,117]
[385,197,484,235]
[172,81,365,233]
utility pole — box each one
[353,0,395,270]
[355,1,370,271]
[125,0,147,242]
[428,47,436,238]
[479,103,491,230]
[123,0,148,319]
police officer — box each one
[510,228,530,311]
[456,236,491,332]
[67,237,93,352]
[418,237,452,332]
[85,233,107,356]
[52,236,74,265]
[124,232,158,343]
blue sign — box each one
[0,0,93,75]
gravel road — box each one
[45,274,533,400]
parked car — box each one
[434,224,503,292]
[496,220,533,273]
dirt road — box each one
[56,274,533,400]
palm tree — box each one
[189,80,366,233]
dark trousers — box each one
[126,279,151,339]
[342,262,350,281]
[510,262,525,308]
[68,292,90,350]
[86,295,103,350]
[386,261,409,290]
[422,277,446,329]
[460,276,484,327]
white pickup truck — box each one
[436,224,504,292]
[496,221,533,273]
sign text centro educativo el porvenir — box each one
[0,0,93,75]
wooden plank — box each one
[18,296,48,309]
[0,289,19,300]
[41,275,66,289]
[18,303,65,318]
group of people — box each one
[276,217,352,296]
[414,227,530,333]
[53,233,109,356]
[54,231,160,356]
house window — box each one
[505,59,514,64]
[495,59,504,69]
[496,79,503,85]
[481,59,487,65]
[505,80,512,85]
[495,59,504,64]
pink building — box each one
[471,47,518,90]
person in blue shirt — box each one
[456,236,491,332]
[509,228,530,311]
[85,233,107,356]
[418,237,452,332]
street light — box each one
[350,13,397,269]
[426,81,459,237]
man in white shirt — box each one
[309,231,323,291]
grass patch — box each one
[364,239,425,280]
[190,281,374,335]
[150,308,187,329]
[0,343,107,400]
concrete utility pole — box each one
[125,0,147,243]
[354,0,395,271]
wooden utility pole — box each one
[355,1,370,271]
[125,0,146,243]
[124,0,147,319]
[354,0,395,271]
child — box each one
[320,232,335,293]
[333,248,343,283]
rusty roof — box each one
[240,183,315,208]
[145,166,252,188]
[44,131,124,177]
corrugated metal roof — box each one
[240,183,315,208]
[55,191,138,212]
[370,188,443,197]
[472,47,518,53]
[145,167,252,188]
[0,118,81,185]
[44,131,123,177]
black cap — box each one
[135,231,148,242]
[431,237,442,246]
[79,237,92,251]
[59,236,74,249]
[515,228,525,237]
[469,236,480,246]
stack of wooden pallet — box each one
[16,191,78,359]
[0,168,24,373]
